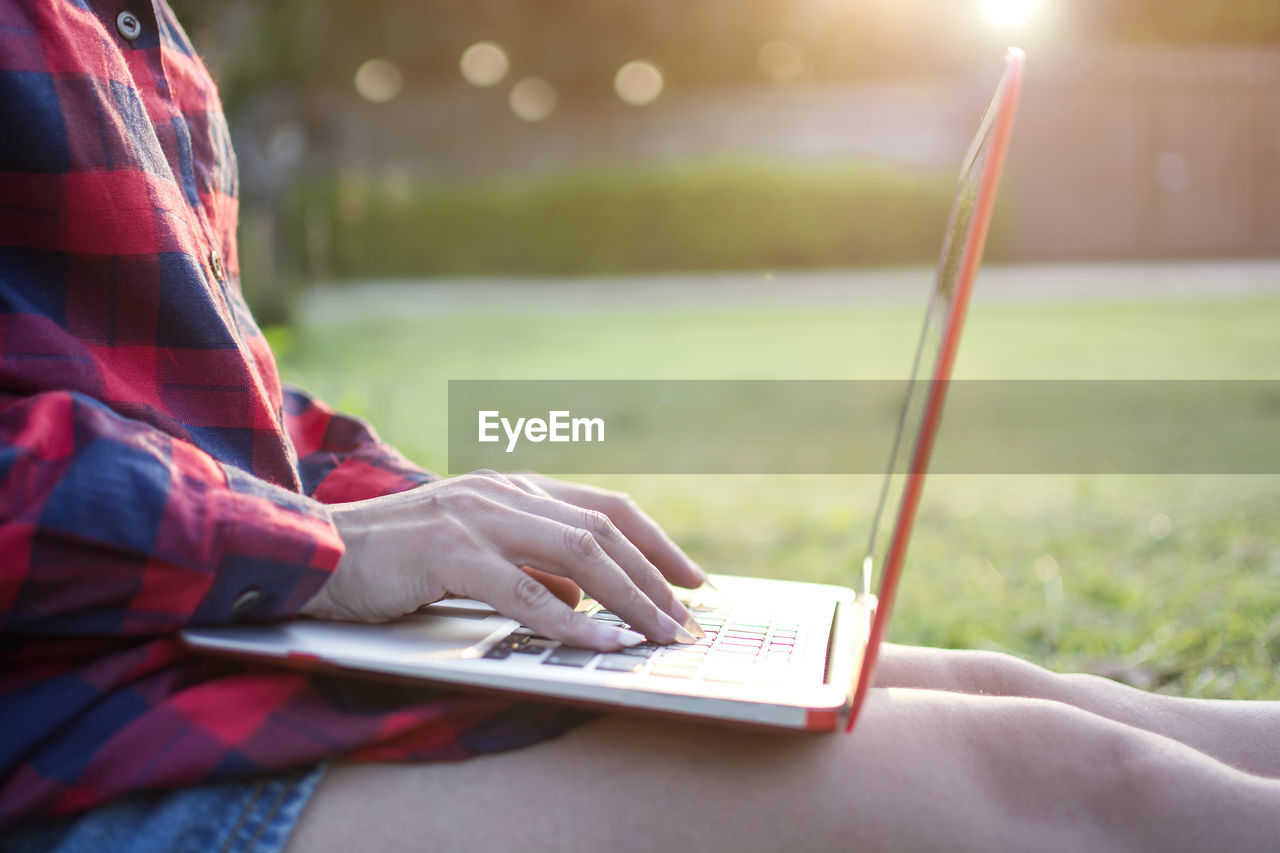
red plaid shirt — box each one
[0,0,580,831]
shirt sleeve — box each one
[0,390,344,636]
[282,384,437,504]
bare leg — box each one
[876,644,1280,777]
[286,688,1280,853]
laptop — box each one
[182,48,1025,734]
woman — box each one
[2,2,1278,851]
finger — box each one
[487,493,703,641]
[456,477,699,641]
[553,503,703,638]
[526,477,709,590]
[506,474,556,500]
[478,507,694,645]
[592,494,709,590]
[454,559,645,652]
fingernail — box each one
[654,611,696,645]
[614,627,646,647]
[593,622,645,649]
[664,597,696,628]
[699,575,720,593]
[672,624,698,645]
[682,614,706,639]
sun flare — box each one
[979,0,1042,29]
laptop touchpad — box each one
[281,611,517,663]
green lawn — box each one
[270,288,1280,699]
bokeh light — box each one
[266,121,306,170]
[1148,513,1174,540]
[354,58,404,104]
[460,41,509,87]
[979,0,1043,29]
[614,60,664,106]
[509,77,557,121]
[757,41,805,83]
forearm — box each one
[0,391,343,634]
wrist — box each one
[301,501,368,620]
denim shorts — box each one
[0,764,327,853]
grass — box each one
[270,285,1280,699]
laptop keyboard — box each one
[482,602,804,686]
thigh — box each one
[284,688,1280,853]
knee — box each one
[877,645,1062,697]
[957,650,1045,694]
[974,699,1166,834]
[935,648,1058,698]
[1092,723,1203,829]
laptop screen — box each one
[848,48,1024,730]
[862,78,1002,599]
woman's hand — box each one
[301,471,707,651]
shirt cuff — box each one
[194,480,346,625]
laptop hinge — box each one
[821,599,842,686]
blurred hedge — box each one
[284,159,1000,279]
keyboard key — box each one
[703,663,754,684]
[596,654,646,673]
[487,635,526,654]
[619,643,661,657]
[650,663,697,679]
[512,639,553,655]
[482,646,511,660]
[661,651,708,666]
[545,647,598,667]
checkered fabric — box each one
[0,0,580,831]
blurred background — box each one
[170,0,1280,698]
[169,0,1280,319]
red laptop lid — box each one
[846,48,1026,732]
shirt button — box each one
[231,588,263,616]
[209,248,225,283]
[116,10,142,41]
